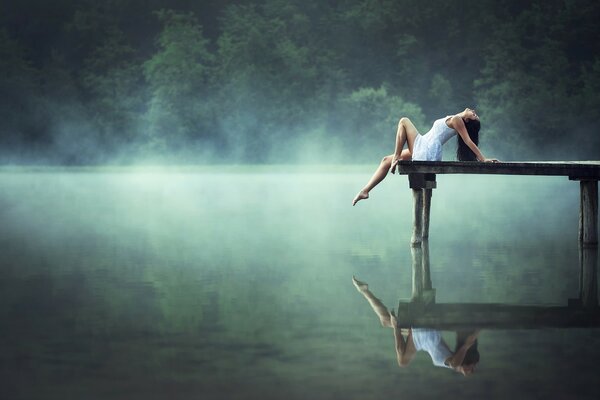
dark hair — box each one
[455,331,480,366]
[456,119,480,161]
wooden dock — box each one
[396,160,600,178]
[396,161,600,246]
[394,162,600,330]
[396,301,600,330]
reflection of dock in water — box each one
[397,302,600,330]
[397,241,599,330]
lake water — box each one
[1,166,598,399]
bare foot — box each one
[352,190,369,206]
[352,276,369,292]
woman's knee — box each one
[398,117,411,127]
[398,356,410,367]
[381,155,392,165]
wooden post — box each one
[580,180,598,246]
[580,245,598,308]
[410,244,423,300]
[409,241,435,303]
[579,188,584,243]
[408,173,436,245]
[411,189,423,246]
[421,239,432,290]
[395,302,600,329]
[423,189,432,239]
[421,239,436,304]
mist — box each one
[1,0,599,165]
[0,167,591,398]
[0,169,583,331]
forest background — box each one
[1,0,599,164]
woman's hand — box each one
[389,309,398,328]
[390,157,401,174]
[465,329,481,347]
[482,158,499,163]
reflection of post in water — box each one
[575,245,598,309]
[398,240,600,330]
[576,178,598,308]
[410,240,434,304]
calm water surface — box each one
[0,166,598,399]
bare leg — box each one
[390,117,420,174]
[352,150,411,206]
[352,276,392,327]
[391,310,416,366]
[353,276,417,366]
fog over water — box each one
[1,167,596,399]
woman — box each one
[352,276,480,376]
[352,108,498,206]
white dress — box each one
[411,116,456,161]
[411,328,452,368]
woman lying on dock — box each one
[352,276,480,376]
[353,108,498,205]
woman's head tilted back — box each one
[455,330,480,376]
[456,118,480,161]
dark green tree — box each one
[143,9,213,155]
[0,29,41,158]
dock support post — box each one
[579,180,598,246]
[423,189,432,239]
[408,174,436,246]
[411,189,423,246]
[410,244,423,300]
[579,245,598,308]
[570,178,599,308]
[422,239,432,291]
[421,239,436,304]
[409,240,436,304]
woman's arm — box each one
[449,115,498,162]
[447,330,480,368]
[390,310,416,367]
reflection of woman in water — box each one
[353,108,498,206]
[352,276,480,376]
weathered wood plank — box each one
[395,302,600,329]
[397,160,600,178]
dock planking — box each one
[396,160,600,178]
[395,301,600,330]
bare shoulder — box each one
[445,114,462,128]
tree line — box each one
[1,0,599,164]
